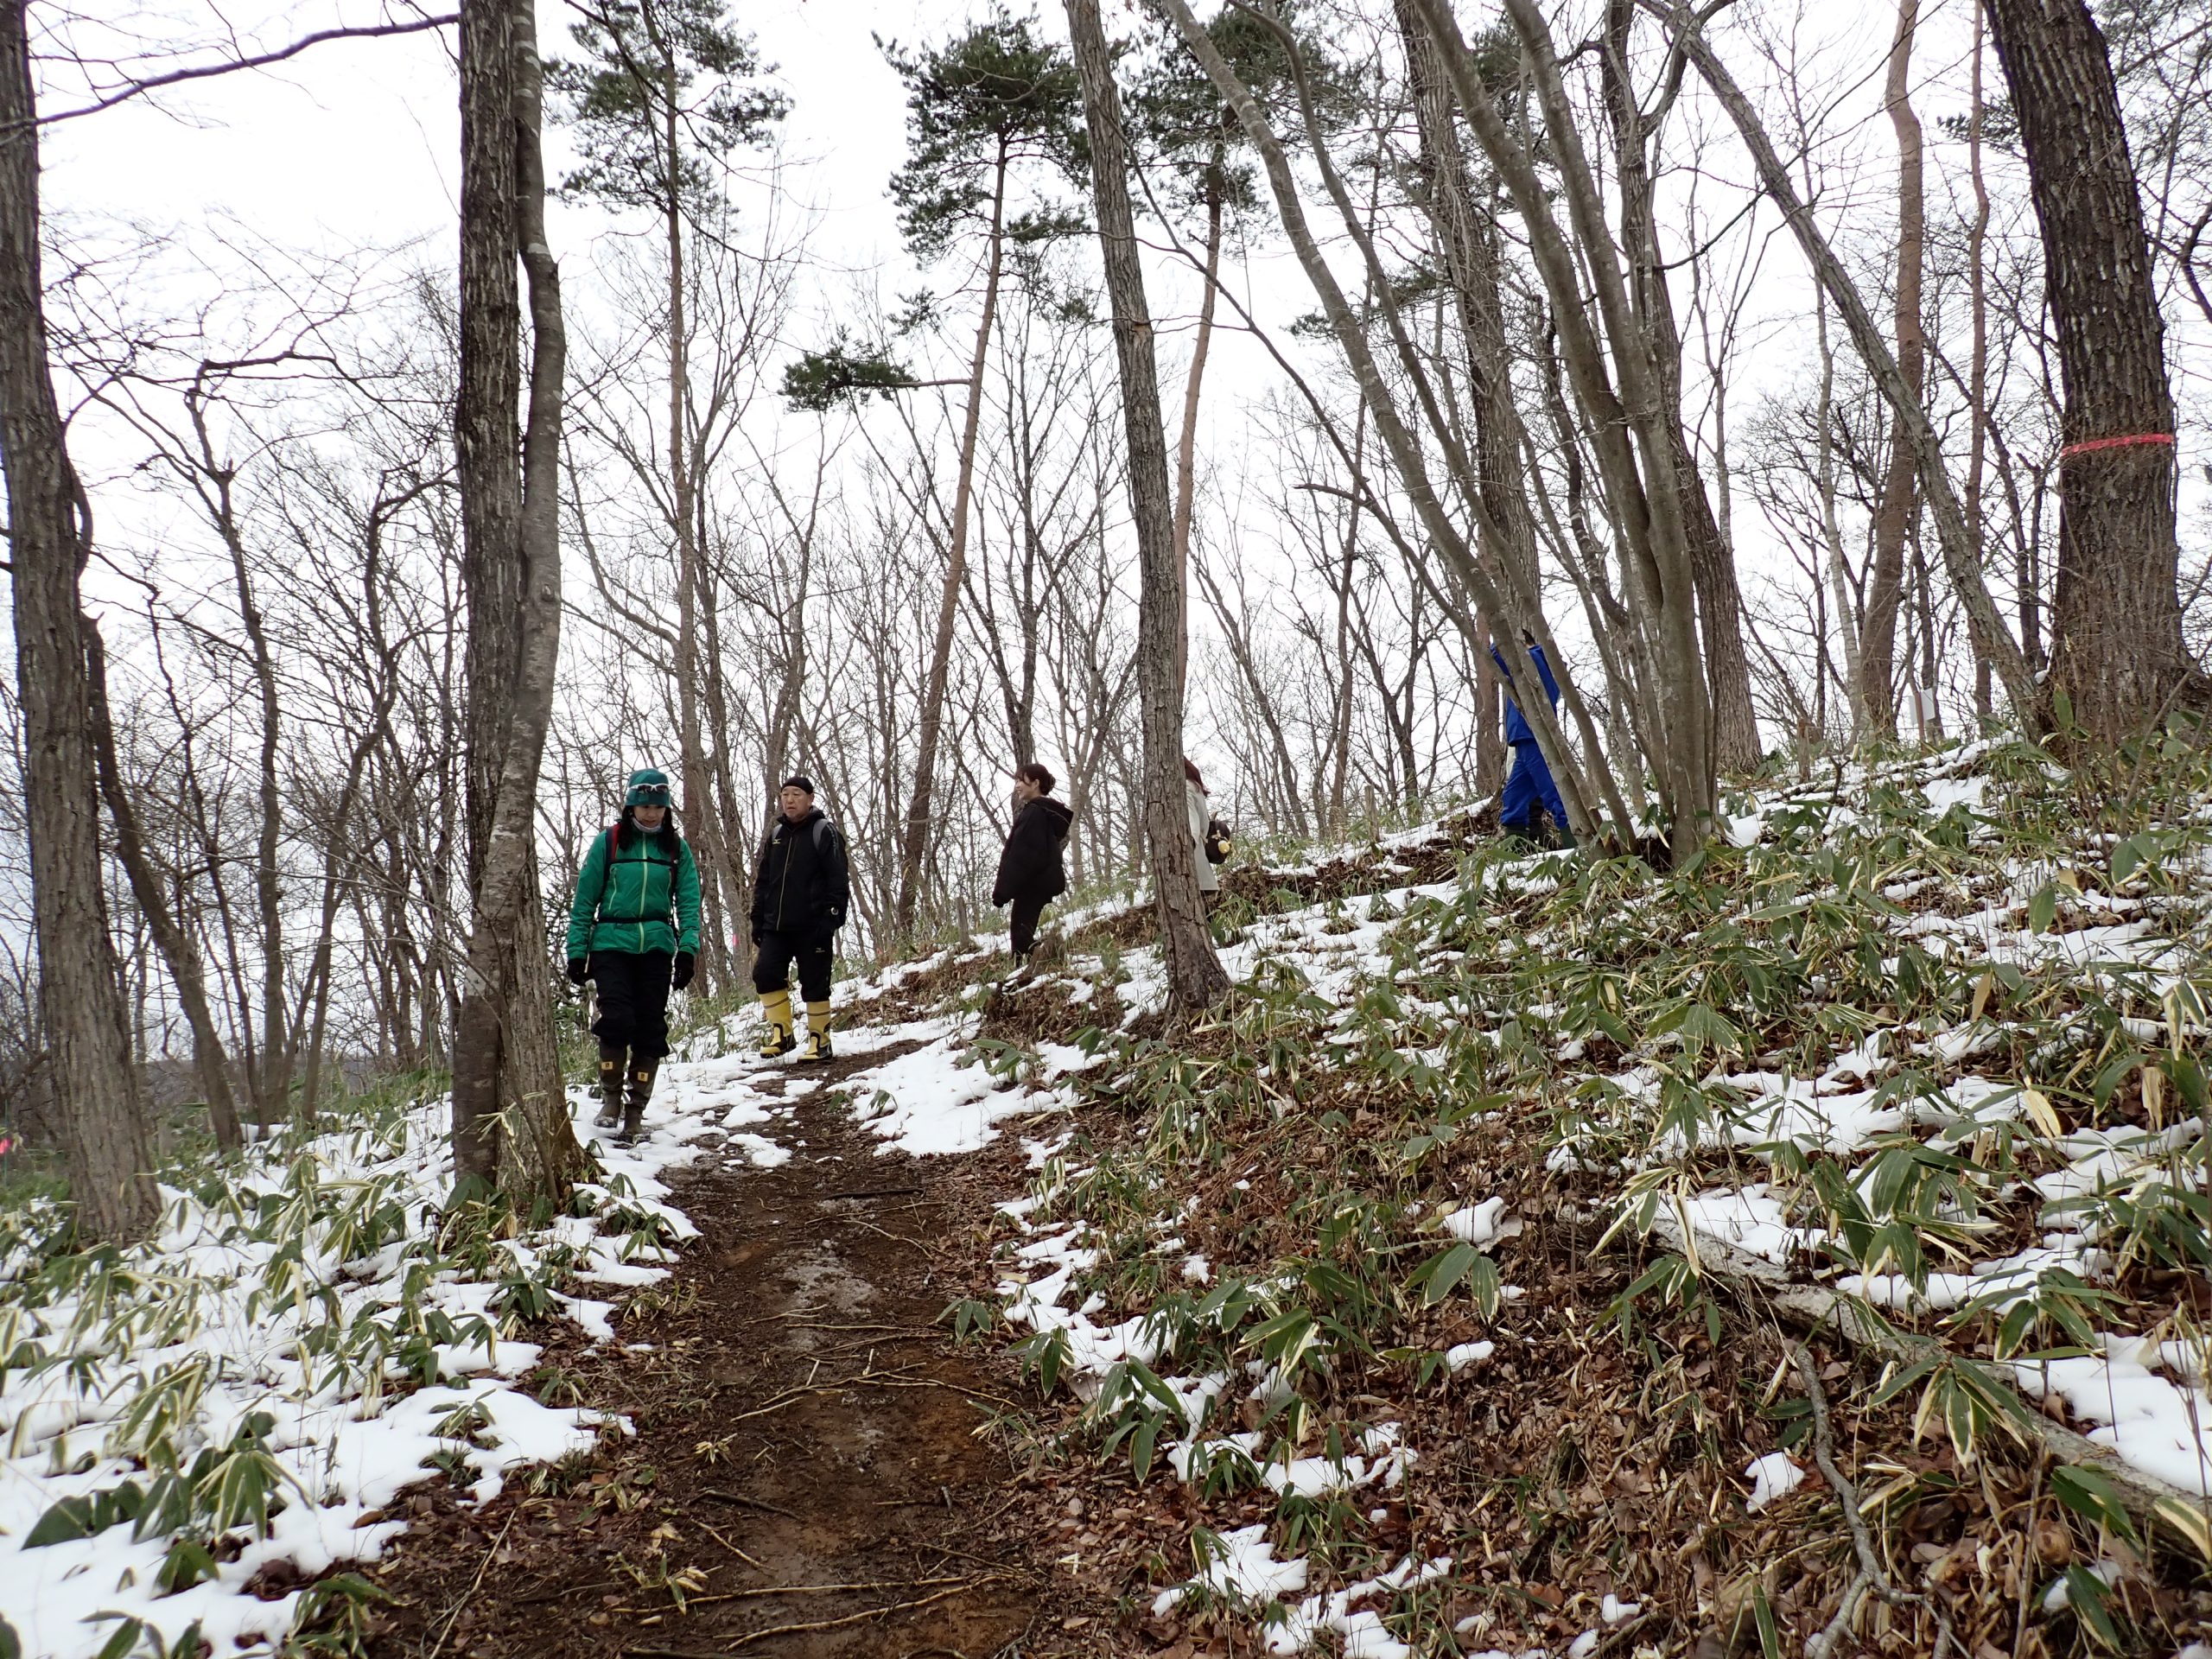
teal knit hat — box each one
[626,768,672,808]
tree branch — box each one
[37,15,458,128]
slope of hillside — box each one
[6,734,2212,1657]
[887,735,2212,1656]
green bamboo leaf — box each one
[2028,882,2058,936]
[1131,1414,1160,1484]
[2051,1464,2140,1545]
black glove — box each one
[566,957,588,986]
[671,951,696,992]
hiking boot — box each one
[614,1058,658,1145]
[757,987,796,1059]
[800,1027,834,1064]
[593,1045,624,1129]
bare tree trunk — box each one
[224,466,290,1120]
[86,623,242,1153]
[1163,0,1637,849]
[1395,0,1529,796]
[1816,298,1870,741]
[1170,166,1223,700]
[895,155,1009,943]
[652,27,731,994]
[1672,10,2037,724]
[1192,550,1308,838]
[1599,0,1760,775]
[1065,0,1228,1014]
[1968,3,1993,721]
[454,0,521,1189]
[0,0,158,1239]
[1981,0,2209,739]
[1859,0,1924,737]
[451,0,582,1201]
[172,382,292,1119]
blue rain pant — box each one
[1499,741,1568,834]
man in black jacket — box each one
[751,775,850,1061]
[991,762,1073,974]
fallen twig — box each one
[693,1516,762,1567]
[700,1489,798,1519]
[841,1372,1029,1413]
[425,1503,521,1659]
[1792,1342,1959,1659]
[618,1572,979,1612]
[720,1576,1004,1649]
[513,1577,617,1606]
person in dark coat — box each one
[566,768,702,1145]
[991,762,1073,971]
[750,775,850,1062]
[1490,632,1572,845]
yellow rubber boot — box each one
[801,1001,834,1063]
[758,988,797,1058]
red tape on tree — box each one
[2058,431,2176,461]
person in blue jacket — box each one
[1490,631,1572,846]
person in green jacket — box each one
[565,768,701,1145]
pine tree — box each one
[791,11,1086,943]
[549,1,785,988]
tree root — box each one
[620,1573,1007,1656]
[1790,1341,1960,1659]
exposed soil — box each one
[359,1049,1126,1659]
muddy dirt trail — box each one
[361,1048,1116,1659]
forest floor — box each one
[12,737,2212,1659]
[360,1046,1123,1659]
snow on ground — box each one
[965,741,2212,1650]
[0,988,1039,1657]
[10,741,2210,1656]
[1,1090,641,1656]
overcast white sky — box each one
[29,0,2209,702]
[40,1,917,283]
[35,0,1333,546]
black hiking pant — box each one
[753,926,834,1003]
[590,948,674,1060]
[1009,893,1047,957]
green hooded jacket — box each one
[566,821,702,959]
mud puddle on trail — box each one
[362,1047,1117,1659]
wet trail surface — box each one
[363,1048,1109,1659]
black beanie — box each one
[782,774,816,795]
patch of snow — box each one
[2013,1350,2212,1497]
[1745,1451,1805,1512]
[1151,1522,1308,1614]
[843,1029,1042,1156]
[1437,1198,1517,1247]
[1444,1341,1495,1374]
